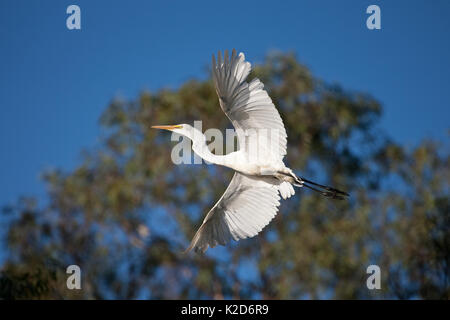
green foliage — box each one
[0,52,448,299]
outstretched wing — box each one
[212,49,288,162]
[186,173,281,253]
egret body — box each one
[152,50,348,253]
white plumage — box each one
[187,173,281,252]
[212,50,288,164]
[152,49,348,253]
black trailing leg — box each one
[277,170,350,200]
[298,176,349,200]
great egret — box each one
[152,49,349,253]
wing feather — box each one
[186,173,281,253]
[212,50,287,162]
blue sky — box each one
[0,0,449,206]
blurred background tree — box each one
[0,52,448,299]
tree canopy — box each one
[1,52,448,299]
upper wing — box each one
[186,172,281,253]
[212,49,288,163]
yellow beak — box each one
[151,124,183,131]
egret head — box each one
[151,123,201,141]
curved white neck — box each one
[192,137,226,166]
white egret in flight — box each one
[152,49,349,253]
